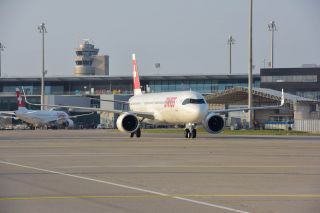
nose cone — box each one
[186,104,208,123]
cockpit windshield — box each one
[182,98,206,105]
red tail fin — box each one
[16,88,26,108]
[132,53,142,95]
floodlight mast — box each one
[38,23,47,110]
[268,21,277,68]
[227,35,235,75]
[248,0,253,129]
[0,42,5,78]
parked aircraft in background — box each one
[0,88,90,129]
[24,54,284,138]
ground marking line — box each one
[55,165,297,169]
[1,194,320,201]
[0,160,249,213]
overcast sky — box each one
[0,0,319,77]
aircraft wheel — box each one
[192,129,197,138]
[136,128,141,138]
[184,129,190,138]
[130,132,134,138]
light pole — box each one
[227,35,235,75]
[268,21,277,68]
[0,42,5,77]
[248,0,253,129]
[38,23,47,110]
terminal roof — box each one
[205,87,318,105]
[0,74,260,82]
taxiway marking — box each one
[0,160,249,213]
[1,194,320,201]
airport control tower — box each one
[74,40,109,76]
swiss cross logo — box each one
[164,97,177,108]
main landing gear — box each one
[130,127,141,138]
[185,123,197,139]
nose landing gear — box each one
[185,123,197,139]
[130,127,141,138]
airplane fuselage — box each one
[129,91,208,125]
[15,108,69,127]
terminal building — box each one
[260,67,320,100]
[0,40,319,131]
[0,74,261,110]
[1,70,319,131]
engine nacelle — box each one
[116,113,139,133]
[63,119,74,128]
[202,113,224,134]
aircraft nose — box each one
[188,105,207,122]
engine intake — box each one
[202,114,224,134]
[116,113,139,133]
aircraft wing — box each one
[25,100,154,119]
[67,112,95,119]
[87,97,129,104]
[23,91,154,119]
[129,111,154,120]
[25,100,124,114]
[209,89,285,114]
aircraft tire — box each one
[136,128,141,138]
[184,129,190,138]
[192,129,197,138]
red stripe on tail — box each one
[16,88,26,107]
[132,54,140,90]
[132,54,142,95]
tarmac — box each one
[0,129,320,213]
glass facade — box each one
[296,91,320,100]
[260,67,320,100]
[0,77,260,96]
[261,75,317,83]
[0,75,261,109]
[146,79,260,94]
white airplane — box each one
[24,53,284,138]
[1,88,76,129]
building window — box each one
[261,75,317,83]
[296,91,320,100]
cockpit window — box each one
[182,98,206,105]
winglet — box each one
[280,89,285,106]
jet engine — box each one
[63,119,74,128]
[202,113,224,134]
[116,113,139,133]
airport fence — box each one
[293,120,320,133]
